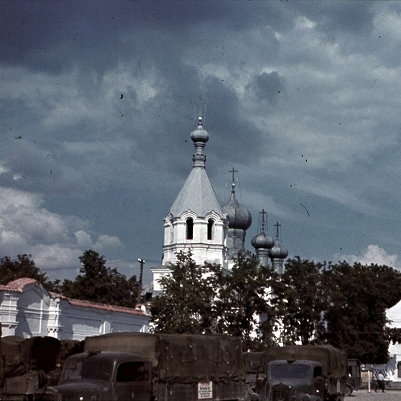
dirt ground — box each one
[347,389,401,401]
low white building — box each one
[0,278,150,341]
[385,300,401,387]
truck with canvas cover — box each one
[46,332,258,401]
[0,335,61,400]
[256,345,347,401]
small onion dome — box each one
[190,117,209,143]
[251,232,274,249]
[269,243,288,259]
[222,190,252,230]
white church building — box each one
[151,112,287,295]
[0,107,287,340]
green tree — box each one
[271,257,327,345]
[59,250,139,308]
[322,262,401,363]
[150,251,278,351]
[0,254,52,289]
[150,251,218,334]
[214,253,278,351]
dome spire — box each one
[223,167,252,231]
[251,209,274,267]
[269,221,288,274]
[230,166,238,194]
[222,167,252,268]
[190,99,209,168]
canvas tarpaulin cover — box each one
[264,345,347,380]
[84,332,159,361]
[243,352,266,374]
[1,336,61,378]
[84,332,246,383]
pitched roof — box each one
[0,277,37,292]
[169,167,224,218]
[49,292,148,316]
[0,278,148,316]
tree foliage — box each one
[150,251,218,335]
[3,248,401,363]
[213,253,278,351]
[59,250,139,308]
[271,258,401,363]
[321,262,401,364]
[271,257,327,345]
[150,252,278,351]
[0,250,140,308]
[0,254,52,290]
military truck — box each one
[255,345,347,401]
[346,359,361,396]
[0,335,61,400]
[47,332,258,401]
[0,331,83,401]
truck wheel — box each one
[345,384,353,396]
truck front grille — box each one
[272,388,291,401]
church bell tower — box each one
[161,107,227,268]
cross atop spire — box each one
[260,209,267,233]
[274,222,281,242]
[229,166,238,193]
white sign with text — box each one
[198,381,213,399]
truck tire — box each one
[345,384,353,396]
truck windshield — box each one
[62,358,113,382]
[271,364,311,379]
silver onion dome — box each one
[222,182,252,230]
[190,117,209,143]
[251,232,274,249]
[269,243,288,259]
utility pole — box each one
[137,258,145,305]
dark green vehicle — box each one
[47,351,153,401]
[267,359,326,401]
[0,336,61,400]
[47,332,258,401]
[248,345,348,401]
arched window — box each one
[186,218,193,240]
[207,219,214,240]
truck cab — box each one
[47,351,153,401]
[267,360,324,401]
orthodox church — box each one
[151,111,287,295]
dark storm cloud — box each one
[203,76,265,166]
[291,1,374,34]
[248,71,284,105]
[126,66,267,173]
[2,0,401,278]
[1,1,287,74]
[0,139,89,195]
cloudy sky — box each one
[2,1,401,284]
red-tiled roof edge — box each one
[0,278,147,317]
[49,292,147,316]
[0,277,37,292]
